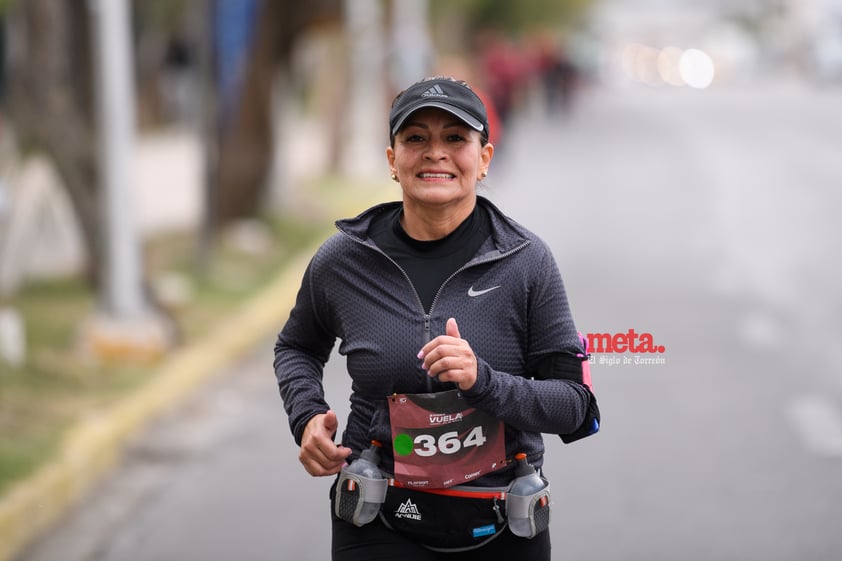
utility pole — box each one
[341,0,387,179]
[390,0,433,91]
[197,0,219,276]
[84,0,172,360]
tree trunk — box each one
[212,0,281,225]
[5,0,102,286]
[212,0,342,227]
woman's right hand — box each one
[299,410,352,477]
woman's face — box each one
[386,107,493,212]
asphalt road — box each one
[16,80,842,561]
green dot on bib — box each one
[394,433,414,456]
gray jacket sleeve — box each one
[273,258,336,446]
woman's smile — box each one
[417,171,457,180]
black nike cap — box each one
[389,78,489,137]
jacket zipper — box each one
[426,240,531,316]
[339,230,531,391]
[338,231,426,312]
[423,315,432,391]
[424,242,530,391]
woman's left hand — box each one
[418,317,477,391]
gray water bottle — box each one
[506,452,551,538]
[335,441,388,526]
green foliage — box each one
[431,0,597,34]
[132,0,189,29]
[0,432,61,495]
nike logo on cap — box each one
[468,285,501,297]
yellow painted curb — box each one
[0,250,313,561]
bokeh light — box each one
[679,48,716,89]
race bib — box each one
[388,390,506,489]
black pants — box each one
[331,514,551,561]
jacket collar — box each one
[335,196,531,255]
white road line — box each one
[787,394,842,457]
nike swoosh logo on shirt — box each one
[468,285,501,297]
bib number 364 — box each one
[388,390,505,488]
[413,426,487,457]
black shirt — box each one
[369,204,492,313]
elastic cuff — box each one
[461,360,492,399]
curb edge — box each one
[0,249,313,561]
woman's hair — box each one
[389,76,490,147]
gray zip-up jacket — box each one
[274,196,591,486]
